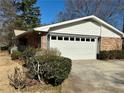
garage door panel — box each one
[50,36,97,60]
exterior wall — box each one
[101,25,121,38]
[51,21,101,36]
[100,37,122,51]
[41,32,47,49]
[99,25,122,51]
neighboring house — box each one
[14,15,124,60]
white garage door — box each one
[49,35,98,60]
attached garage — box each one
[49,35,98,59]
[14,15,124,60]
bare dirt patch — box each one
[0,52,21,93]
[0,52,61,93]
[62,60,124,93]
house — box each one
[14,15,124,60]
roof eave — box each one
[34,27,50,32]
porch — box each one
[14,30,47,51]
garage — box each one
[49,34,98,60]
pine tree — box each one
[15,0,41,30]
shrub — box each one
[11,50,22,60]
[22,47,36,62]
[26,49,72,86]
[97,51,109,60]
[8,67,26,89]
[98,50,124,60]
[35,48,61,57]
[116,50,124,59]
[43,57,72,86]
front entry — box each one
[18,37,27,51]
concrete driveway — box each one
[62,60,124,93]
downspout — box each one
[122,17,124,50]
[38,32,42,48]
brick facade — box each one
[41,32,47,49]
[100,37,122,51]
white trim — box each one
[34,15,124,37]
[14,30,26,36]
[49,32,99,38]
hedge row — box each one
[98,50,124,60]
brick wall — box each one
[100,37,122,51]
[41,32,47,49]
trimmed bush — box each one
[27,56,72,86]
[98,50,124,60]
[26,49,72,86]
[97,51,109,60]
[116,50,124,59]
[11,50,22,60]
[19,48,71,86]
[42,56,71,86]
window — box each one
[58,36,63,40]
[81,38,85,41]
[86,38,90,42]
[64,37,69,41]
[70,37,74,41]
[91,38,95,42]
[76,37,80,41]
[51,36,56,40]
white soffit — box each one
[14,30,27,36]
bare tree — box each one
[0,0,17,29]
[57,0,124,28]
[0,0,17,47]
